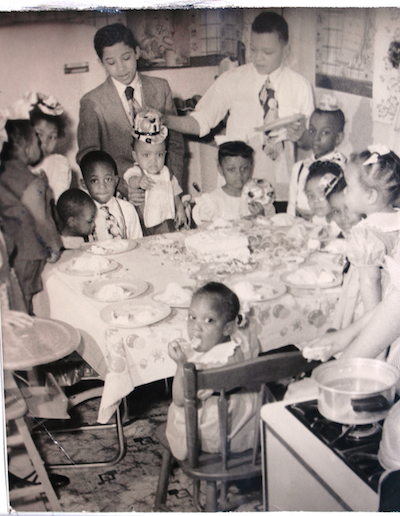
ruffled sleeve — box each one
[347,224,386,267]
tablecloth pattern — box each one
[34,216,342,423]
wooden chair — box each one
[5,371,62,512]
[154,350,314,511]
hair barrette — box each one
[363,145,391,166]
[36,93,64,116]
[319,171,343,197]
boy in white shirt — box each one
[80,150,142,241]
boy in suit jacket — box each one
[77,23,185,203]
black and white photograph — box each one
[2,2,400,514]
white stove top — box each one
[261,398,380,512]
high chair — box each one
[154,350,315,512]
[5,371,62,512]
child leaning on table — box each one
[56,188,97,250]
[166,282,260,461]
[287,94,347,220]
[80,150,142,241]
[192,140,275,226]
[123,113,186,235]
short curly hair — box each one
[192,282,240,324]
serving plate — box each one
[80,239,138,255]
[58,257,119,276]
[3,318,81,370]
[280,267,342,290]
[256,113,305,133]
[100,299,172,329]
[83,278,149,302]
[229,279,286,303]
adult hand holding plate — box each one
[255,113,306,136]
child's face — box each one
[328,191,362,234]
[34,119,58,157]
[305,176,332,218]
[249,31,286,76]
[25,131,42,166]
[187,295,231,353]
[219,156,253,197]
[344,163,371,215]
[309,112,343,159]
[84,163,119,204]
[101,41,140,86]
[69,205,97,237]
[132,140,166,175]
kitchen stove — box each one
[261,397,382,511]
[286,399,385,493]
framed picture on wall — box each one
[126,9,244,70]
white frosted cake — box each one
[185,230,250,263]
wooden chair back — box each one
[182,350,312,470]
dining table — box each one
[33,213,344,424]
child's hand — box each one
[168,340,188,365]
[248,201,265,217]
[286,116,306,142]
[139,175,155,190]
[174,202,187,229]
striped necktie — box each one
[125,86,141,127]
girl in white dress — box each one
[166,282,260,461]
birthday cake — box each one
[185,230,250,263]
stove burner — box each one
[286,399,385,493]
[345,423,381,441]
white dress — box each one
[192,187,250,226]
[30,154,71,201]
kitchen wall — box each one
[0,8,395,179]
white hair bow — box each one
[36,93,64,116]
[363,145,391,166]
[0,108,11,150]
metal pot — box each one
[312,358,400,425]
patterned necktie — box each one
[125,86,141,127]
[101,206,122,239]
[259,77,278,124]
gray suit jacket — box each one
[77,73,185,193]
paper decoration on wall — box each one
[373,8,400,126]
[315,8,375,99]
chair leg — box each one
[154,448,173,511]
[205,481,218,512]
[13,415,62,512]
[193,480,203,512]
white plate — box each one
[152,286,193,308]
[58,257,119,276]
[229,279,286,302]
[80,240,138,255]
[280,268,342,289]
[100,299,172,329]
[83,278,149,302]
[256,113,305,133]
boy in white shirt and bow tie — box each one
[80,150,142,241]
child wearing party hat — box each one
[124,112,186,235]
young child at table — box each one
[325,177,364,330]
[166,282,260,461]
[0,119,62,313]
[343,146,400,314]
[29,92,72,201]
[192,141,273,226]
[80,150,142,241]
[287,94,347,219]
[304,159,343,240]
[56,188,97,250]
[123,113,186,235]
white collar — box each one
[111,74,141,101]
[253,63,284,88]
[93,196,117,210]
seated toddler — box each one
[124,112,186,235]
[192,141,275,226]
[56,188,97,249]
